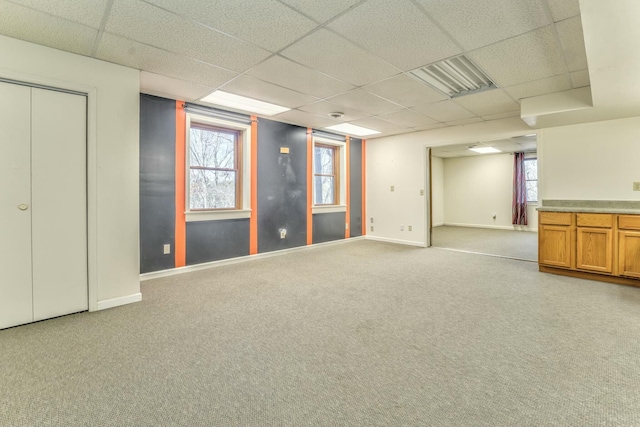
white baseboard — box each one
[140,236,366,281]
[432,222,445,227]
[95,292,142,311]
[365,235,426,247]
[443,222,537,232]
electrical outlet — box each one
[371,217,374,223]
[390,185,395,192]
[634,182,640,191]
[408,225,412,231]
[400,225,404,231]
[370,225,374,232]
[345,223,349,230]
[420,189,424,196]
[279,228,287,239]
[163,244,171,254]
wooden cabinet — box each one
[539,212,573,269]
[618,215,640,279]
[538,211,640,287]
[575,214,613,274]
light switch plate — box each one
[634,182,640,191]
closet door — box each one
[0,82,33,329]
[31,88,88,321]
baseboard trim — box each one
[141,236,367,281]
[432,222,445,227]
[443,222,537,232]
[365,235,426,247]
[96,293,142,311]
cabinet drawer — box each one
[576,213,613,228]
[618,215,640,230]
[539,212,572,226]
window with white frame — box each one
[312,137,346,213]
[524,158,538,203]
[186,113,251,221]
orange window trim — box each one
[345,136,351,239]
[249,116,258,255]
[362,139,367,236]
[175,101,186,267]
[306,128,313,245]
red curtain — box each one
[512,152,528,225]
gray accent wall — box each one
[185,220,250,265]
[139,94,175,274]
[257,119,308,253]
[313,212,346,244]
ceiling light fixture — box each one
[469,146,501,154]
[410,55,495,98]
[328,112,344,119]
[325,123,380,137]
[200,90,290,116]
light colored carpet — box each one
[432,225,538,261]
[2,240,640,426]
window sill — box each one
[312,205,347,214]
[185,209,252,222]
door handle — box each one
[18,204,29,211]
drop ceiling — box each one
[431,135,537,158]
[0,0,589,138]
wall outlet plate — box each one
[163,244,171,254]
[634,182,640,191]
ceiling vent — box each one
[410,55,496,98]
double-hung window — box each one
[186,113,252,221]
[312,137,346,213]
[524,158,538,203]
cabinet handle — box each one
[18,204,29,211]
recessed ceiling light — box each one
[325,123,380,137]
[410,55,495,98]
[469,146,501,154]
[200,90,290,116]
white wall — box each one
[539,116,640,201]
[431,156,444,227]
[441,153,537,231]
[366,117,532,246]
[0,35,141,310]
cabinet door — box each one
[618,230,640,279]
[539,225,572,268]
[0,82,33,329]
[576,227,612,273]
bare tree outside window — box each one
[524,158,538,203]
[314,144,338,205]
[189,124,240,210]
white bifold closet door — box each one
[0,81,88,329]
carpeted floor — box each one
[431,225,538,261]
[2,240,640,426]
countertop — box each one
[537,199,640,215]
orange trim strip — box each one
[175,101,186,267]
[249,116,259,255]
[306,128,313,245]
[345,136,351,239]
[362,139,367,236]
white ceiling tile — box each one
[414,122,448,132]
[556,16,588,72]
[144,0,316,52]
[96,33,239,87]
[468,26,566,87]
[453,89,520,116]
[271,109,336,129]
[328,0,461,71]
[278,0,362,23]
[411,100,475,122]
[0,1,97,55]
[299,100,368,122]
[445,117,484,126]
[547,0,580,22]
[326,89,403,115]
[570,69,590,88]
[106,0,270,72]
[378,109,440,128]
[219,75,319,109]
[246,55,354,99]
[140,71,213,102]
[419,0,551,50]
[363,74,448,108]
[481,111,521,121]
[505,74,572,101]
[280,29,400,86]
[6,0,108,28]
[348,116,407,133]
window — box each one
[186,113,252,221]
[314,144,339,205]
[189,123,240,210]
[312,137,346,213]
[524,158,538,203]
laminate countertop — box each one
[537,199,640,215]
